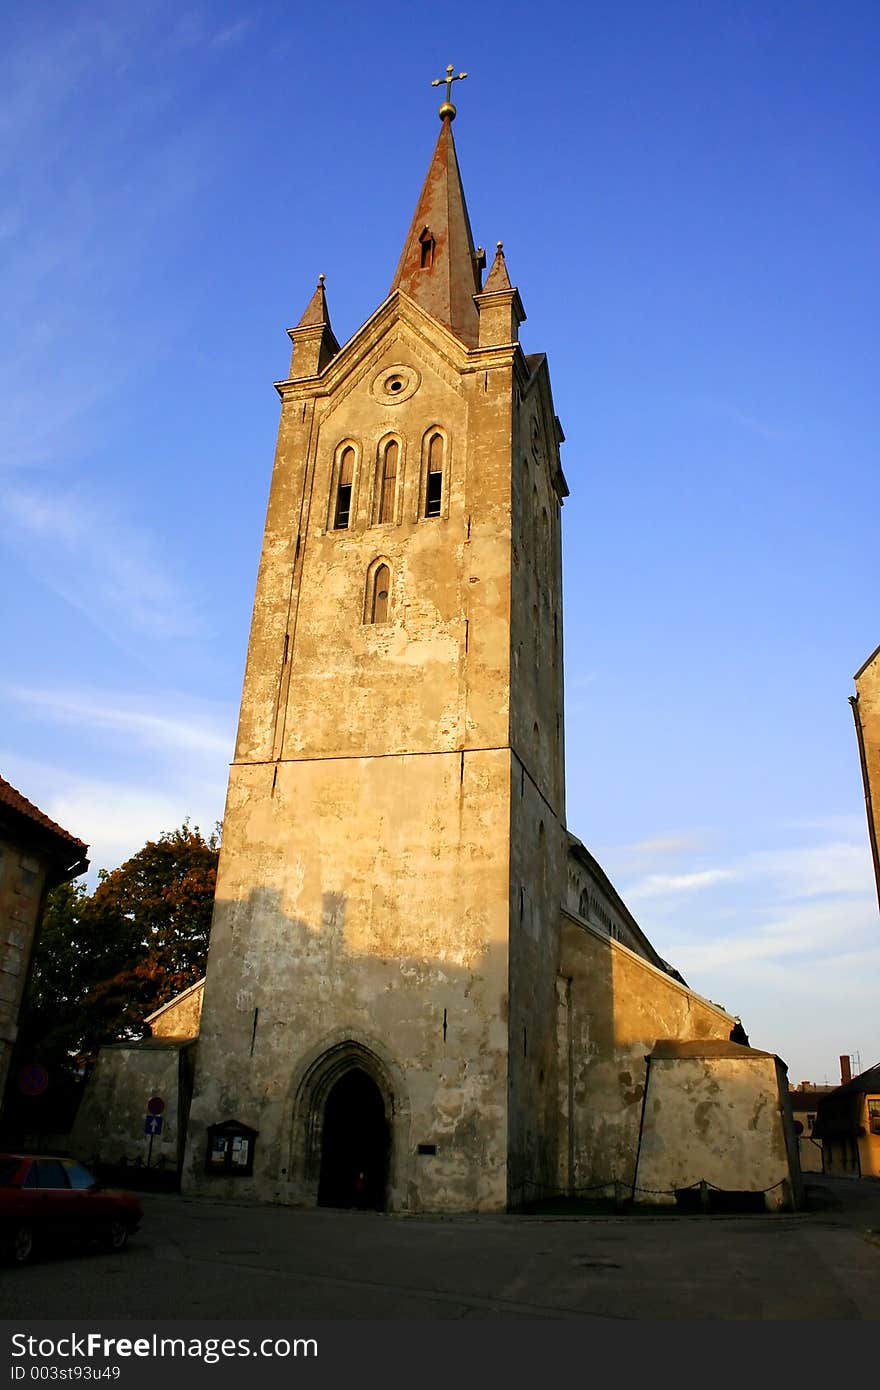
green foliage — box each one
[3,822,219,1136]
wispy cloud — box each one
[625,867,737,898]
[604,821,878,1073]
[53,784,212,873]
[665,896,879,973]
[612,833,706,857]
[741,842,872,900]
[780,813,868,839]
[681,394,793,442]
[6,485,201,643]
[0,8,218,650]
[1,678,233,878]
[168,9,253,52]
[212,18,253,46]
[3,685,232,760]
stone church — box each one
[76,82,800,1212]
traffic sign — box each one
[19,1063,49,1096]
[146,1095,166,1116]
[144,1114,164,1136]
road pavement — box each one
[2,1177,878,1320]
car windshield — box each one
[0,1157,21,1187]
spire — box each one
[482,241,512,293]
[296,273,332,330]
[474,242,526,348]
[389,118,485,348]
[287,275,340,378]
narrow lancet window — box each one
[377,440,398,524]
[425,432,443,517]
[419,228,435,268]
[370,564,391,624]
[334,446,355,529]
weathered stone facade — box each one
[177,110,799,1212]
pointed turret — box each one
[389,118,485,348]
[287,275,340,379]
[474,242,526,348]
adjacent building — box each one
[0,775,88,1104]
[813,1060,880,1179]
[789,1082,834,1174]
[850,644,880,913]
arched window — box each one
[369,564,391,624]
[425,432,444,517]
[334,446,355,529]
[419,227,435,269]
[376,439,398,524]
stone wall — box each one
[185,749,512,1212]
[558,914,736,1192]
[147,980,203,1040]
[634,1044,802,1209]
[0,837,48,1098]
[71,1041,194,1171]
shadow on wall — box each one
[183,884,548,1214]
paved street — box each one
[2,1178,878,1321]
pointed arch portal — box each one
[290,1038,403,1211]
[317,1067,389,1210]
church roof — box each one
[144,977,205,1025]
[650,1039,775,1061]
[389,117,483,348]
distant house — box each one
[813,1061,880,1179]
[788,1083,834,1174]
[0,775,89,1105]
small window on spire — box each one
[334,446,355,529]
[370,564,391,624]
[419,228,435,269]
[425,432,443,517]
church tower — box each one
[184,78,569,1211]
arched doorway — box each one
[317,1067,389,1210]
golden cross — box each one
[431,64,468,120]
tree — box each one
[78,821,219,1047]
[2,822,219,1137]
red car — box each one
[0,1154,143,1265]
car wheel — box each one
[106,1219,129,1252]
[11,1225,33,1266]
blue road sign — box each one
[19,1063,49,1096]
[144,1114,164,1136]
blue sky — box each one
[2,1,877,1085]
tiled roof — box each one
[0,774,88,856]
[789,1089,831,1111]
[812,1063,880,1138]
